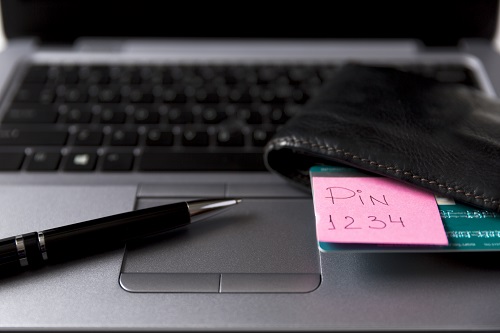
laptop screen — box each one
[1,0,498,46]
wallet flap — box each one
[264,64,500,212]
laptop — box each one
[0,0,499,331]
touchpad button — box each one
[119,198,321,293]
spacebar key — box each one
[139,151,266,171]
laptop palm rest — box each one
[120,194,321,293]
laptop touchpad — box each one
[120,187,321,293]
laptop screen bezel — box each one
[1,0,498,46]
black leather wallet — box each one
[264,64,500,212]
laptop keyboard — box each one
[0,63,479,172]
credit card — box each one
[310,165,500,252]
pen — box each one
[0,198,242,272]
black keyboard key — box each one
[139,151,266,171]
[13,86,55,104]
[182,129,209,146]
[0,152,25,170]
[166,106,193,124]
[110,67,141,85]
[63,152,98,171]
[228,88,252,103]
[195,66,218,81]
[61,105,92,124]
[60,86,89,103]
[274,84,293,101]
[163,88,187,103]
[235,106,263,124]
[161,69,174,85]
[0,129,68,146]
[201,106,227,124]
[97,87,121,103]
[146,130,173,146]
[98,107,127,124]
[256,86,287,104]
[26,152,61,171]
[2,106,58,124]
[60,67,80,84]
[216,129,244,147]
[133,107,160,124]
[256,67,277,84]
[283,104,301,118]
[74,130,103,146]
[269,106,290,124]
[253,104,272,123]
[287,66,313,85]
[22,66,49,84]
[102,153,134,171]
[252,129,275,146]
[167,66,188,82]
[110,130,138,146]
[226,66,257,85]
[317,66,337,82]
[291,88,309,104]
[128,88,154,103]
[138,67,161,84]
[223,72,238,85]
[81,66,110,84]
[195,88,220,103]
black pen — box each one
[0,198,242,272]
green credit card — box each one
[310,165,500,252]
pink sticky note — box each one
[311,176,448,245]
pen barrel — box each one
[42,202,190,263]
[0,232,45,273]
[0,237,21,272]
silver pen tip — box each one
[188,198,242,223]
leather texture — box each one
[264,64,500,212]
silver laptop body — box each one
[0,1,500,331]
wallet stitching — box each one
[274,137,499,208]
